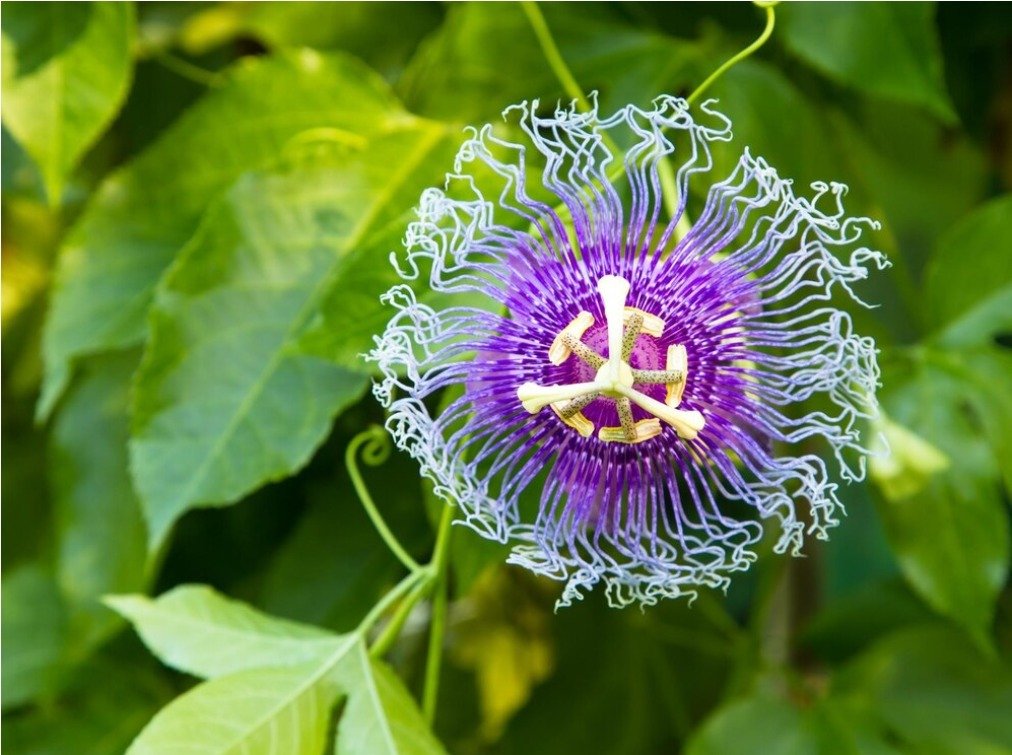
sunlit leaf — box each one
[779,3,956,122]
[1,3,134,203]
[334,640,448,755]
[39,50,402,420]
[127,663,340,755]
[129,126,457,549]
[108,585,345,679]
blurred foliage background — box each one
[2,2,1011,753]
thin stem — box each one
[422,502,455,724]
[520,1,591,112]
[686,3,776,106]
[346,426,422,574]
[151,49,222,88]
[358,570,427,634]
[369,573,433,658]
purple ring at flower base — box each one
[369,96,887,608]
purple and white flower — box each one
[369,97,886,607]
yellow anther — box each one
[665,344,688,408]
[623,307,664,337]
[598,418,662,444]
[548,311,595,365]
[551,404,594,437]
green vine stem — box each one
[687,3,776,107]
[369,574,432,658]
[422,500,455,724]
[358,569,428,635]
[346,426,422,574]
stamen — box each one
[518,380,604,414]
[562,333,605,369]
[557,391,599,419]
[664,345,688,407]
[548,311,594,365]
[616,385,703,440]
[631,368,684,385]
[599,418,662,444]
[621,311,644,361]
[551,403,594,437]
[616,396,635,439]
[623,307,664,337]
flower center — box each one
[517,275,705,444]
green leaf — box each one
[1,565,68,710]
[39,50,402,420]
[50,351,148,658]
[179,2,444,82]
[835,625,1012,753]
[107,584,344,679]
[334,641,448,755]
[684,697,819,755]
[877,351,1011,646]
[1,2,135,204]
[117,590,448,755]
[925,194,1012,346]
[129,126,456,549]
[779,3,956,123]
[127,663,341,755]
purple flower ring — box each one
[369,97,886,607]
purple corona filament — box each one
[369,97,886,608]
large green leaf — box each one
[127,663,341,755]
[178,2,443,81]
[129,126,456,549]
[1,565,68,710]
[925,194,1012,346]
[779,3,956,123]
[116,588,447,754]
[50,351,148,659]
[107,585,344,679]
[39,50,401,420]
[1,3,134,203]
[878,351,1010,647]
[684,697,820,755]
[334,642,448,755]
[835,625,1012,752]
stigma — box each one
[517,275,704,443]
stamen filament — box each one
[518,380,605,413]
[563,333,605,369]
[621,311,644,361]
